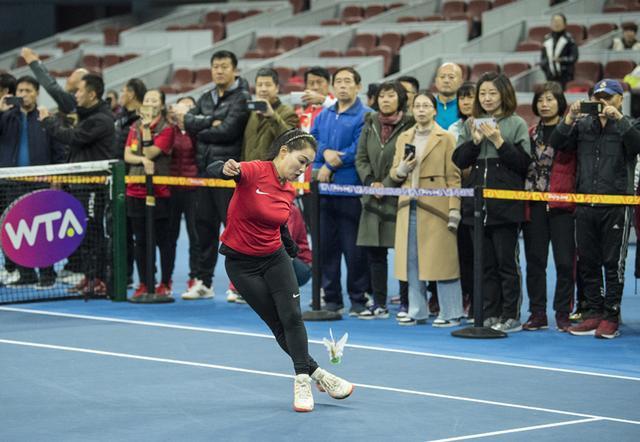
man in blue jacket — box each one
[0,75,65,288]
[312,67,371,315]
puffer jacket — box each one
[184,77,251,175]
[170,127,198,179]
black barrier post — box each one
[302,180,341,321]
[452,186,506,338]
[129,173,173,303]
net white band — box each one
[0,160,116,178]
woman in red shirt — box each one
[210,129,353,413]
[124,89,175,300]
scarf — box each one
[378,111,403,144]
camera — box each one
[580,101,603,116]
[4,96,24,108]
[247,101,268,112]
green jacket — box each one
[241,100,299,161]
[355,112,415,248]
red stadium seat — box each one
[442,1,467,17]
[103,27,121,46]
[122,53,138,61]
[290,0,305,14]
[224,10,245,23]
[102,54,121,68]
[423,14,445,21]
[494,0,515,6]
[244,49,266,59]
[603,5,627,12]
[352,33,378,51]
[587,23,617,39]
[344,47,367,56]
[203,22,225,42]
[470,62,500,81]
[194,69,211,86]
[173,69,195,86]
[344,16,364,24]
[573,61,602,83]
[321,19,342,26]
[467,0,492,18]
[301,35,321,45]
[82,54,102,72]
[278,35,301,51]
[457,63,470,81]
[274,67,294,83]
[404,31,429,44]
[389,3,405,9]
[516,40,543,52]
[502,62,531,78]
[516,103,537,127]
[397,16,420,23]
[319,49,342,57]
[342,5,364,18]
[603,60,636,79]
[57,41,79,52]
[205,11,224,24]
[368,45,393,75]
[565,79,594,93]
[527,26,551,43]
[379,32,403,52]
[364,5,387,18]
[256,36,278,52]
[566,24,586,45]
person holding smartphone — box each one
[452,73,531,333]
[550,79,640,339]
[390,91,463,327]
[124,89,175,301]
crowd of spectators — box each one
[1,39,639,339]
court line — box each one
[2,306,640,383]
[427,418,602,442]
[1,337,640,427]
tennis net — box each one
[0,160,127,304]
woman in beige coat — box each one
[390,91,463,326]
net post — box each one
[452,186,506,338]
[111,161,127,302]
[302,180,341,321]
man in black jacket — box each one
[40,74,115,296]
[175,50,250,300]
[540,14,579,88]
[0,76,66,288]
[551,79,640,339]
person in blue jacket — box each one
[311,67,371,315]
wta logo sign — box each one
[0,190,87,268]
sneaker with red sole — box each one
[555,312,571,332]
[131,283,148,299]
[568,317,601,336]
[523,312,548,331]
[155,282,173,298]
[595,319,620,339]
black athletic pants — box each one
[522,202,575,314]
[366,246,388,307]
[195,187,233,288]
[575,205,631,321]
[224,246,319,375]
[167,188,199,280]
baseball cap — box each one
[593,79,624,96]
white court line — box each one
[1,338,640,427]
[427,418,602,442]
[2,306,640,382]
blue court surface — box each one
[2,233,640,441]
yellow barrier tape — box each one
[483,189,640,205]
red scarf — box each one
[378,111,403,144]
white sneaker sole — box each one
[181,294,214,300]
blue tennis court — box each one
[1,236,639,441]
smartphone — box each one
[4,96,24,108]
[247,101,268,112]
[474,117,497,129]
[580,101,603,116]
[290,91,304,106]
[139,105,159,121]
[404,143,416,158]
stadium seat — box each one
[319,49,342,57]
[516,40,543,52]
[321,18,342,26]
[603,60,636,79]
[494,0,515,6]
[442,1,467,17]
[566,24,586,45]
[344,47,367,56]
[404,31,429,44]
[244,49,266,59]
[194,69,211,86]
[102,54,121,68]
[573,61,602,83]
[122,53,138,61]
[389,2,405,8]
[397,16,420,23]
[205,11,224,24]
[368,45,393,75]
[457,63,470,81]
[587,23,617,39]
[173,69,195,86]
[103,27,121,46]
[603,5,627,12]
[353,33,378,51]
[301,35,321,45]
[342,5,364,19]
[274,67,294,83]
[82,55,102,72]
[467,0,492,18]
[364,5,387,18]
[502,62,531,78]
[224,10,245,23]
[565,79,595,92]
[516,103,537,127]
[527,26,551,43]
[204,23,225,42]
[266,48,285,57]
[57,41,79,52]
[379,32,403,52]
[278,35,301,51]
[423,14,445,21]
[290,0,305,14]
[256,36,278,52]
[470,62,500,81]
[282,80,305,93]
[344,16,364,24]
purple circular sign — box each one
[1,189,87,268]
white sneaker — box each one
[293,374,314,412]
[181,279,214,300]
[0,269,19,285]
[226,289,238,302]
[311,368,354,400]
[58,270,83,285]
